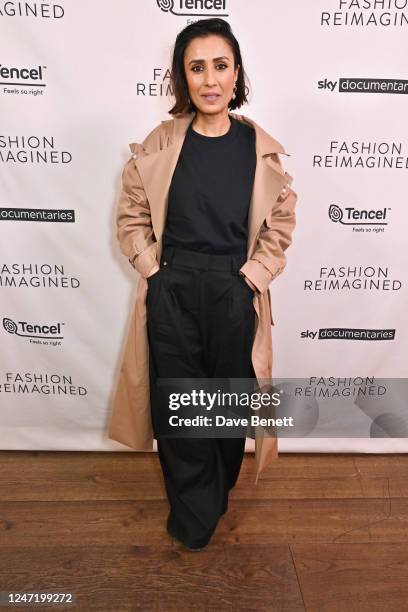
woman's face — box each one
[183,34,239,116]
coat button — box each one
[163,261,167,265]
[279,185,289,200]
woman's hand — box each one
[146,261,160,278]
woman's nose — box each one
[203,68,217,85]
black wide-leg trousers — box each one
[146,245,256,549]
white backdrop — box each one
[1,0,407,454]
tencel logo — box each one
[156,0,228,17]
[0,63,47,96]
[3,317,65,346]
[329,204,390,230]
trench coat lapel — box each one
[134,111,290,260]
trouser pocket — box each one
[146,267,165,318]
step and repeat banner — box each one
[1,1,407,453]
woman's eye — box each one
[191,64,228,72]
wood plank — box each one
[2,497,407,547]
[0,450,166,501]
[0,545,305,612]
[2,451,397,502]
[291,543,408,612]
[234,475,389,500]
[354,454,408,477]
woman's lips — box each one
[201,94,220,101]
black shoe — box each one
[167,524,207,551]
[185,544,204,552]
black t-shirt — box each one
[162,115,257,255]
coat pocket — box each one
[131,242,158,278]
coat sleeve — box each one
[239,158,298,295]
[116,125,164,278]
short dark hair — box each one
[168,18,249,115]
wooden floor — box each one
[1,451,408,611]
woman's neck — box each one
[191,112,231,137]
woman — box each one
[108,18,298,551]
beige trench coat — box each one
[107,111,298,484]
